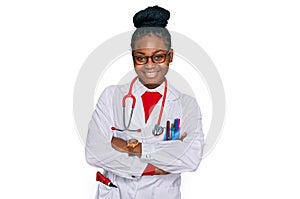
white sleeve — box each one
[85,86,147,179]
[141,96,204,173]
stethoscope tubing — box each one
[111,76,167,134]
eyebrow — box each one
[133,49,166,55]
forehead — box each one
[133,35,168,51]
[133,48,168,55]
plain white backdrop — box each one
[1,0,299,198]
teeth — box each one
[145,71,155,73]
[144,71,157,78]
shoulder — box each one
[168,83,201,115]
[100,85,117,97]
[100,83,130,96]
[168,83,198,104]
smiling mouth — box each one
[143,71,160,78]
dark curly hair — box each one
[131,6,171,50]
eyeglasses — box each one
[132,50,170,65]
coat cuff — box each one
[141,143,156,160]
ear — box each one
[168,49,174,63]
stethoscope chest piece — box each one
[152,124,164,136]
[112,76,168,135]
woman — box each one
[86,6,204,198]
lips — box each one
[143,71,160,78]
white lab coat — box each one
[86,78,204,199]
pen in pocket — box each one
[96,171,118,188]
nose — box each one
[144,57,156,68]
[144,63,156,69]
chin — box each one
[144,78,163,85]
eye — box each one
[135,56,146,62]
[153,54,165,62]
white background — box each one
[1,0,299,198]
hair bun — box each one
[133,6,170,28]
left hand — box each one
[111,137,128,152]
[111,137,142,156]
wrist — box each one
[127,139,142,156]
[127,139,139,148]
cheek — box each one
[134,66,142,74]
[160,65,169,73]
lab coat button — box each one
[146,154,151,159]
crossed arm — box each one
[86,86,204,178]
[111,137,169,175]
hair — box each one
[131,6,171,50]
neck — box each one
[144,84,160,89]
[140,78,165,89]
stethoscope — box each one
[111,76,167,136]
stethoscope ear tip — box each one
[137,129,142,132]
[111,127,116,130]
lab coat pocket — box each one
[95,182,120,199]
[153,186,181,199]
